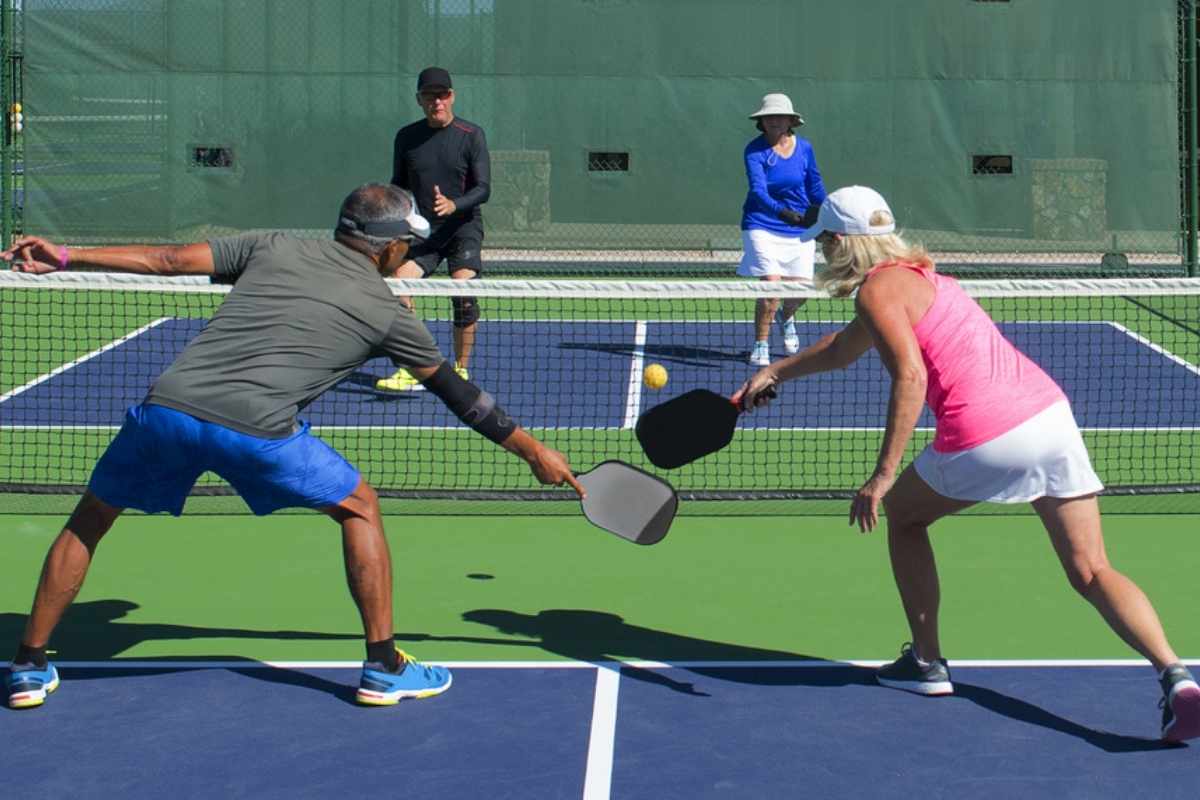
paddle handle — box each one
[731,385,776,412]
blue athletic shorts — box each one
[89,403,361,516]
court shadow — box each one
[0,599,362,704]
[952,682,1177,753]
[397,607,876,698]
[558,342,748,368]
[0,599,361,661]
[399,608,1176,751]
[39,663,357,707]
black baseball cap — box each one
[417,67,452,91]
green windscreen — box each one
[12,0,1188,273]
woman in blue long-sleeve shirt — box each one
[738,93,827,366]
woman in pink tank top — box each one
[733,186,1198,741]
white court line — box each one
[1106,321,1200,377]
[0,317,172,404]
[12,658,1197,669]
[621,321,648,429]
[582,664,621,800]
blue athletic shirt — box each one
[740,135,826,236]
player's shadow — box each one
[399,607,876,698]
[398,608,1172,752]
[558,342,747,368]
[950,681,1174,753]
[0,599,362,705]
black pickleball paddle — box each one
[635,388,773,469]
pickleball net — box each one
[1,271,1197,512]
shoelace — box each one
[395,649,439,676]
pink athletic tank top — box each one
[870,262,1066,452]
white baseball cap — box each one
[798,185,896,242]
[748,93,804,126]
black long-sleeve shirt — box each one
[391,117,491,230]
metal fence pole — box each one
[1,0,12,250]
[1189,1,1199,275]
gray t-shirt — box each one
[146,232,444,438]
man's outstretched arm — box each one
[2,235,214,276]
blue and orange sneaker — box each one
[356,649,452,707]
[6,662,60,709]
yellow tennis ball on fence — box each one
[643,363,668,390]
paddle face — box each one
[577,460,678,545]
[635,389,740,469]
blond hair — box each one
[815,210,933,297]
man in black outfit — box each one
[376,66,492,392]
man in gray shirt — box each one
[1,183,582,710]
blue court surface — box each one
[3,319,1198,430]
[1,661,1196,798]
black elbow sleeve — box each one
[422,361,517,444]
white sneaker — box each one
[748,341,771,366]
[777,312,801,354]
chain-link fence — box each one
[1,0,1197,277]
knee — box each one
[356,480,379,505]
[329,479,381,524]
[451,296,480,327]
[67,492,122,548]
[1064,559,1109,598]
[352,480,380,515]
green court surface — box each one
[1,511,1197,664]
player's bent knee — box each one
[1064,559,1111,598]
[354,479,379,505]
[67,491,124,545]
[327,479,380,523]
[452,296,480,328]
[1065,568,1098,598]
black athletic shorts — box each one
[407,220,483,277]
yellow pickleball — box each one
[643,363,668,390]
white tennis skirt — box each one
[913,401,1104,504]
[736,229,816,279]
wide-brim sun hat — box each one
[749,93,804,126]
[798,186,896,242]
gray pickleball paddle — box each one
[577,460,678,545]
